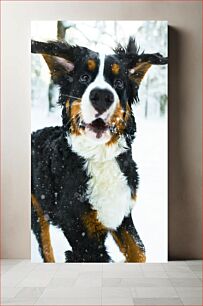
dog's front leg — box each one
[62,209,111,263]
[111,214,146,263]
[31,194,55,263]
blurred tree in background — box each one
[136,21,168,118]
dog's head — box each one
[32,38,167,148]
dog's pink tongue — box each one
[96,131,103,138]
[88,118,107,138]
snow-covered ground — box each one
[132,109,167,262]
[31,104,167,263]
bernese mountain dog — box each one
[31,37,168,263]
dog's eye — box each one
[79,74,91,84]
[114,79,124,89]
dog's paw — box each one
[65,250,76,262]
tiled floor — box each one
[1,260,202,305]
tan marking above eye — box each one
[111,63,120,75]
[87,59,96,71]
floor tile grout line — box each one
[2,260,202,306]
[2,261,43,305]
[33,263,61,305]
[164,265,199,300]
[178,295,202,306]
[34,263,103,305]
[1,259,24,274]
[162,260,201,278]
[130,286,137,304]
[2,260,28,278]
[185,260,202,277]
[101,263,103,305]
[164,265,199,279]
[15,266,57,289]
[3,261,39,290]
[167,273,202,305]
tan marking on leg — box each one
[31,194,55,263]
[82,210,107,239]
[111,229,146,263]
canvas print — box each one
[31,21,168,263]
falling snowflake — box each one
[44,214,49,221]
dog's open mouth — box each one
[86,118,109,139]
[79,117,118,140]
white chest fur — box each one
[85,158,133,229]
[68,133,134,229]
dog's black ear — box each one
[127,37,168,86]
[115,37,168,87]
[31,40,84,83]
[128,52,168,87]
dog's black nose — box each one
[90,88,114,114]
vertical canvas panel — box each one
[31,21,168,263]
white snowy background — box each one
[31,21,168,263]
